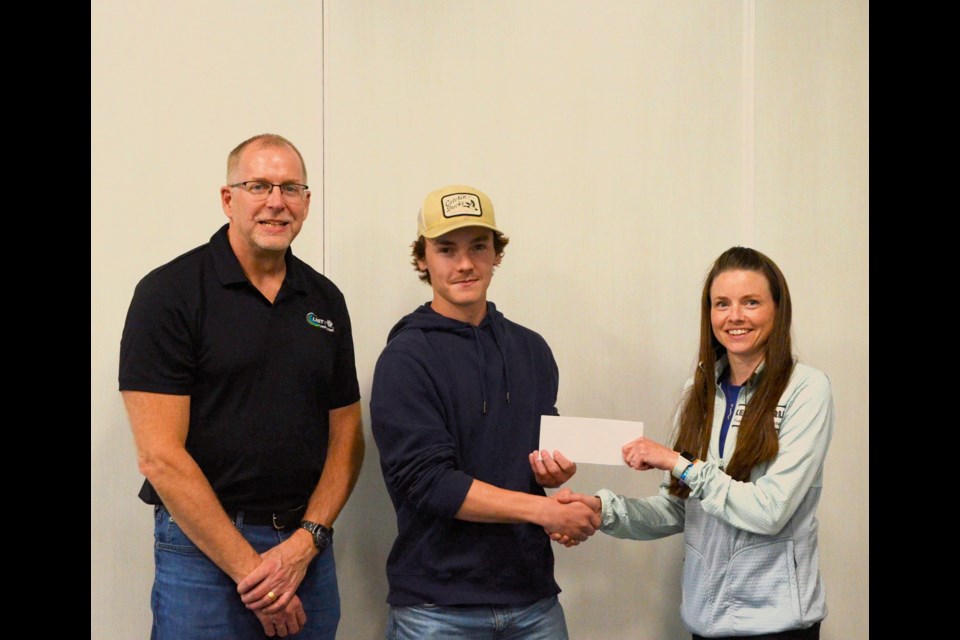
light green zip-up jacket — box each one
[596,359,834,637]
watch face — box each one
[302,521,332,550]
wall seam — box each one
[741,0,756,245]
[322,0,329,274]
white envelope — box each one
[539,415,643,466]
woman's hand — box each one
[622,436,680,472]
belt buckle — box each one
[272,512,285,530]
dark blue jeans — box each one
[150,505,340,640]
[385,595,568,640]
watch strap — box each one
[673,451,698,479]
[300,520,334,550]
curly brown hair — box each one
[410,231,510,284]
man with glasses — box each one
[119,133,364,639]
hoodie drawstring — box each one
[471,322,512,416]
[491,326,511,406]
[470,325,488,415]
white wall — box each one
[91,1,868,638]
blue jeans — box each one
[385,596,568,640]
[150,505,340,640]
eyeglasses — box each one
[229,181,309,201]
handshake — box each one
[527,449,601,547]
[542,488,602,548]
[529,434,674,548]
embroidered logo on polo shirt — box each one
[306,313,335,332]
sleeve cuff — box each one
[671,456,692,479]
[596,488,617,529]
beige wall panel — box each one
[753,2,869,638]
[325,2,740,638]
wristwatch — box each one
[673,451,699,481]
[300,521,334,551]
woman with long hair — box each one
[539,247,834,639]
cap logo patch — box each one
[441,193,482,219]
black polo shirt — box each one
[119,223,360,512]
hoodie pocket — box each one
[718,538,802,634]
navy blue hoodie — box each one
[370,302,561,606]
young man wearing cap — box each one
[369,185,599,639]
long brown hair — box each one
[669,247,795,497]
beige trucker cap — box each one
[417,184,503,239]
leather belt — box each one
[228,504,307,530]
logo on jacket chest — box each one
[730,404,786,430]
